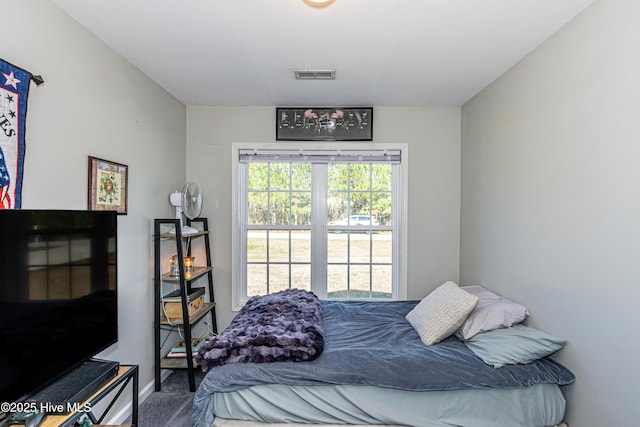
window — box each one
[233,144,406,308]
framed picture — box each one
[276,107,373,141]
[88,156,128,215]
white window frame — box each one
[231,142,408,310]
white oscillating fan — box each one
[169,181,203,235]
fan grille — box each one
[182,181,202,219]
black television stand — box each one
[31,359,119,410]
[3,364,139,427]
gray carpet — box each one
[133,370,206,427]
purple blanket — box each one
[196,289,324,371]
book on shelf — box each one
[162,287,205,303]
[167,337,205,357]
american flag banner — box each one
[0,58,33,209]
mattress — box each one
[211,383,566,427]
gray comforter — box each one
[192,300,575,427]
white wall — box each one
[187,106,461,329]
[3,0,186,419]
[461,0,640,425]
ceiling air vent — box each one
[294,69,336,80]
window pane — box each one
[291,231,311,263]
[291,163,311,191]
[349,164,371,191]
[268,230,289,262]
[371,232,392,264]
[327,264,348,298]
[349,234,371,264]
[248,192,268,225]
[371,164,392,191]
[372,193,391,225]
[291,264,311,291]
[350,265,372,297]
[269,163,291,191]
[327,233,348,263]
[248,163,269,191]
[327,191,349,223]
[247,264,267,297]
[247,230,266,262]
[292,193,311,225]
[269,264,290,293]
[371,265,392,298]
[350,193,372,218]
[269,192,290,225]
[328,164,348,191]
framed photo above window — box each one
[276,107,373,141]
[88,156,128,215]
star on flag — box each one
[2,71,21,89]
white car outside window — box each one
[329,215,379,226]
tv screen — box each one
[0,210,118,404]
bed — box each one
[192,289,574,427]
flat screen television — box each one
[0,209,118,405]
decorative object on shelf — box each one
[303,0,335,8]
[0,58,44,209]
[88,156,129,215]
[163,287,204,303]
[276,107,372,141]
[167,337,206,358]
[169,181,203,235]
[169,255,181,276]
[163,293,204,320]
[184,256,195,273]
[168,255,196,276]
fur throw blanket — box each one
[196,289,324,371]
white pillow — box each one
[458,285,529,340]
[406,281,479,345]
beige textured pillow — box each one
[406,281,479,345]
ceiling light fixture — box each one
[302,0,335,8]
